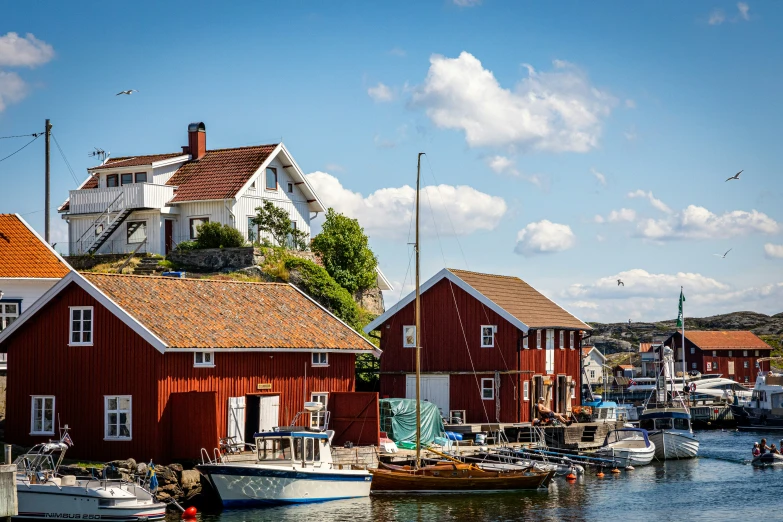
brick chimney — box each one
[187,122,206,160]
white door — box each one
[546,329,555,374]
[406,374,450,417]
[258,395,280,433]
[227,396,246,444]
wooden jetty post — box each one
[0,444,18,520]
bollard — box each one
[4,445,10,465]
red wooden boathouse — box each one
[0,272,378,462]
[364,269,591,425]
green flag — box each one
[676,289,686,328]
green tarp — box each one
[379,398,445,445]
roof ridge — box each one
[447,268,522,280]
[82,272,290,287]
[204,144,279,153]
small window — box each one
[728,350,733,357]
[744,376,749,383]
[134,172,147,183]
[403,325,416,348]
[713,351,717,357]
[0,301,20,331]
[266,167,277,190]
[106,174,119,187]
[570,331,575,350]
[692,362,697,369]
[247,217,257,242]
[121,173,133,185]
[105,396,132,440]
[744,361,749,369]
[126,221,147,244]
[312,352,328,366]
[571,381,576,399]
[590,370,595,379]
[523,334,529,350]
[536,330,541,350]
[755,350,759,357]
[559,331,564,350]
[189,217,209,239]
[310,393,328,429]
[481,378,494,400]
[481,325,495,348]
[31,396,55,435]
[194,351,214,367]
[690,347,695,354]
[743,350,748,357]
[70,306,93,346]
[523,381,529,401]
[287,182,294,193]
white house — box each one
[59,122,326,256]
[0,214,72,369]
[582,346,606,388]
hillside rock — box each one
[354,287,385,316]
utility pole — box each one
[44,119,52,244]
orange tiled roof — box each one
[81,273,374,351]
[448,269,591,330]
[616,364,633,369]
[166,145,278,202]
[639,342,653,353]
[90,153,185,171]
[0,215,70,278]
[685,330,770,350]
[582,347,593,357]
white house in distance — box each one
[0,214,72,370]
[582,346,606,389]
[59,122,326,256]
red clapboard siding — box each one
[328,392,380,447]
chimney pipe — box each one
[187,122,206,160]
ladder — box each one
[73,192,132,255]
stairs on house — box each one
[88,209,132,254]
[580,425,598,443]
[133,257,162,276]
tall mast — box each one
[681,286,686,404]
[415,152,424,470]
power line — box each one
[0,132,41,140]
[51,132,80,185]
[0,134,41,164]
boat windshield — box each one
[293,437,321,462]
[605,430,648,445]
[257,437,292,462]
[655,418,673,430]
[673,418,690,430]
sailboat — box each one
[370,154,554,493]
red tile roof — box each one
[616,364,633,369]
[81,273,375,351]
[448,269,591,330]
[685,331,770,350]
[166,145,278,203]
[639,342,652,353]
[0,215,71,278]
[90,153,185,171]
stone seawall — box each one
[168,247,255,271]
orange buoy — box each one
[566,472,577,480]
[611,467,621,474]
[596,471,605,478]
[182,506,198,519]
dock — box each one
[443,421,626,451]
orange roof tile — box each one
[167,145,278,202]
[0,215,71,278]
[685,331,770,350]
[81,273,375,351]
[448,269,591,330]
[90,153,185,170]
[639,342,653,353]
[616,364,633,369]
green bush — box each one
[195,222,246,249]
[175,240,198,251]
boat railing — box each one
[199,447,227,465]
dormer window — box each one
[121,173,133,185]
[107,174,119,187]
[266,168,277,190]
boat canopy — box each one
[603,428,650,447]
[583,399,618,409]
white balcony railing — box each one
[68,183,176,215]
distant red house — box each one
[365,269,591,425]
[0,272,377,462]
[666,330,771,384]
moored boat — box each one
[370,462,553,492]
[594,428,656,467]
[730,361,783,431]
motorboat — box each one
[197,405,372,506]
[14,430,166,521]
[691,377,751,402]
[731,364,783,430]
[582,399,620,422]
[751,453,783,467]
[594,428,656,467]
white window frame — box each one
[590,370,595,379]
[523,381,529,401]
[104,395,132,441]
[744,361,749,369]
[247,216,257,242]
[571,381,576,399]
[559,330,564,350]
[403,325,416,348]
[523,334,529,350]
[728,350,733,357]
[480,325,495,348]
[126,221,147,244]
[0,300,20,331]
[309,393,328,429]
[536,330,541,350]
[690,347,695,354]
[287,182,294,193]
[69,306,94,346]
[312,352,328,367]
[194,351,215,368]
[743,350,748,357]
[30,396,55,435]
[481,378,494,400]
[569,331,575,350]
[713,350,717,357]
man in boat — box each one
[536,397,572,426]
[759,438,771,454]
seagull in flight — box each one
[713,248,732,259]
[116,89,138,96]
[617,279,625,286]
[725,170,743,182]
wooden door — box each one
[259,395,280,432]
[164,220,173,255]
[227,396,246,444]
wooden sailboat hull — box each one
[370,464,554,492]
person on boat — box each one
[759,438,771,454]
[753,443,761,457]
[536,397,572,425]
[770,444,780,455]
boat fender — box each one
[182,506,198,519]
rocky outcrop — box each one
[252,247,323,267]
[354,286,384,316]
[168,247,254,271]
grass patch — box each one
[83,257,140,274]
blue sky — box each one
[1,0,782,321]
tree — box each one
[252,201,308,250]
[311,208,378,294]
[195,222,245,249]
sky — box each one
[1,0,782,322]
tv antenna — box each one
[88,147,110,164]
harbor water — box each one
[169,430,780,522]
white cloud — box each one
[412,52,615,152]
[737,2,750,20]
[368,82,394,102]
[709,9,726,25]
[0,71,26,111]
[708,4,750,25]
[484,155,545,187]
[637,205,779,241]
[306,171,507,239]
[590,168,606,186]
[627,189,672,214]
[323,163,344,173]
[764,243,783,259]
[514,220,576,255]
[566,269,729,300]
[625,99,636,109]
[0,32,54,67]
[487,155,514,173]
[388,47,406,57]
[453,0,481,5]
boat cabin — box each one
[603,428,650,449]
[639,411,692,432]
[254,431,333,466]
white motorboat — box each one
[731,361,783,430]
[15,431,166,521]
[594,428,656,467]
[198,404,372,506]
